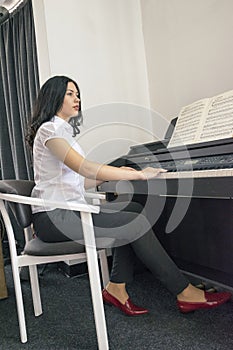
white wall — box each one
[32,0,154,163]
[141,0,233,120]
[32,0,50,83]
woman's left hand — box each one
[141,167,167,179]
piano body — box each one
[100,119,233,288]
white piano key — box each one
[157,168,233,179]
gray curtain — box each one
[0,0,39,250]
[0,0,39,181]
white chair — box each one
[0,180,110,349]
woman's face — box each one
[57,82,80,121]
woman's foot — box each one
[177,284,206,303]
[103,282,149,316]
[105,282,129,305]
[177,284,232,313]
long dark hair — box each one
[26,75,83,148]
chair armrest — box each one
[84,192,106,205]
[84,192,106,200]
[0,193,100,214]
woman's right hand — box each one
[140,167,167,180]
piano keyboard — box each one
[104,137,233,198]
[156,168,233,179]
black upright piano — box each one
[100,118,233,288]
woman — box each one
[26,75,231,316]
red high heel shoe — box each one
[102,289,149,316]
[177,291,232,313]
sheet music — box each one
[168,90,233,148]
[199,90,233,141]
[168,98,209,147]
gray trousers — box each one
[33,201,189,296]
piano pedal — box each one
[195,283,218,293]
[205,287,218,293]
[195,282,206,290]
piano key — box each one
[156,168,233,179]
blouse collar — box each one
[53,115,73,133]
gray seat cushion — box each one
[24,237,85,256]
[24,236,115,256]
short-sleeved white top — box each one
[31,116,86,213]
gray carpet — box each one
[0,264,233,350]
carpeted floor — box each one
[0,264,233,350]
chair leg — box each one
[28,265,42,316]
[0,201,27,342]
[11,263,27,343]
[81,212,109,350]
[98,250,109,288]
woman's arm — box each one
[84,167,137,189]
[84,178,104,190]
[46,138,166,182]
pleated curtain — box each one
[0,0,39,181]
[0,0,39,248]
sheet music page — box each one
[167,98,209,148]
[168,90,233,148]
[199,90,233,142]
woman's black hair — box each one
[26,75,83,148]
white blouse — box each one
[31,116,86,213]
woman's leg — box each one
[110,245,136,284]
[130,230,214,303]
[131,229,189,296]
[107,229,232,311]
[32,205,202,298]
[106,229,190,304]
[94,200,187,297]
[97,201,189,295]
[33,205,231,313]
[103,202,208,301]
[106,245,136,304]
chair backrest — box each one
[0,180,35,228]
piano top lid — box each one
[128,139,169,155]
[125,137,233,161]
